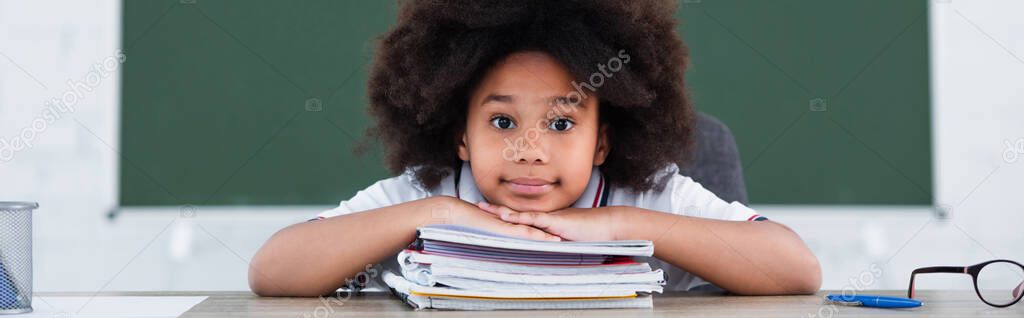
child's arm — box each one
[480,204,821,295]
[249,195,561,297]
[614,208,821,295]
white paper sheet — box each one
[20,296,207,318]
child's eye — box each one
[548,118,574,132]
[490,116,517,130]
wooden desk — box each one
[158,290,1022,317]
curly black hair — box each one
[362,0,694,193]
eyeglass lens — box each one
[976,261,1024,306]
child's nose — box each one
[514,144,549,165]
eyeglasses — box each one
[908,259,1024,308]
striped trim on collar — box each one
[592,175,609,208]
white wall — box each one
[0,0,1021,292]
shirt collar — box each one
[455,161,607,209]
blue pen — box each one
[0,252,22,309]
[825,294,923,308]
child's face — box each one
[458,51,610,213]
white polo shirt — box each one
[316,161,766,292]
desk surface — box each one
[39,290,1023,317]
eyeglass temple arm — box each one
[908,266,967,298]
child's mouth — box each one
[504,177,556,196]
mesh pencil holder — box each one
[0,202,36,314]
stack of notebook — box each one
[383,224,665,310]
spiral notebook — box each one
[384,224,664,310]
[412,224,654,257]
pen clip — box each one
[825,295,862,307]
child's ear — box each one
[457,131,470,161]
[593,122,610,166]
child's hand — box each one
[476,202,619,241]
[425,196,563,242]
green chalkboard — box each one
[120,0,931,206]
[120,1,396,206]
[679,1,931,204]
